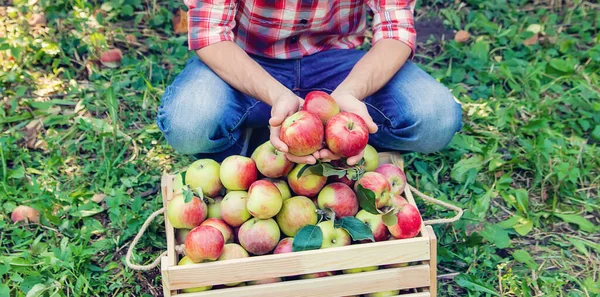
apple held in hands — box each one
[273,237,294,254]
[276,196,318,236]
[167,193,207,229]
[355,172,392,210]
[288,164,327,197]
[220,155,257,191]
[302,91,340,124]
[355,210,389,242]
[280,111,324,156]
[374,164,407,195]
[251,141,294,178]
[317,183,359,218]
[178,256,212,292]
[201,218,234,243]
[238,218,281,255]
[185,225,225,262]
[387,202,422,239]
[185,159,223,197]
[220,191,251,227]
[325,112,369,158]
[318,220,351,249]
[246,180,283,219]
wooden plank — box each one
[162,256,175,297]
[167,237,430,289]
[378,151,404,170]
[162,174,177,268]
[392,292,431,297]
[426,226,437,297]
[177,265,430,297]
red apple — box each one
[273,237,294,254]
[325,112,369,158]
[10,205,40,223]
[391,194,408,207]
[275,196,318,236]
[355,210,389,242]
[185,225,225,262]
[251,141,294,178]
[329,174,355,187]
[185,159,223,197]
[220,191,251,227]
[387,203,422,239]
[374,164,407,196]
[175,228,191,245]
[220,155,257,191]
[299,271,334,279]
[355,172,392,209]
[287,164,327,197]
[201,218,234,243]
[238,218,280,255]
[280,111,324,156]
[302,91,340,124]
[246,180,283,219]
[167,193,207,229]
[317,183,359,218]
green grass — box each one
[1,0,599,296]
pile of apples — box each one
[167,92,422,294]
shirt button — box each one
[300,19,308,25]
[290,36,298,42]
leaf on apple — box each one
[334,216,374,242]
[356,184,378,215]
[321,163,346,178]
[182,187,194,203]
[345,166,365,181]
[296,164,322,179]
[192,186,204,200]
[382,211,398,227]
[292,225,323,252]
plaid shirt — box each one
[184,0,416,59]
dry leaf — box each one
[125,34,137,44]
[21,120,47,150]
[523,33,539,46]
[454,30,470,43]
[28,13,46,26]
[172,9,188,34]
[92,193,105,203]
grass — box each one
[1,0,599,296]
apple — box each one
[10,205,40,223]
[391,194,408,207]
[185,225,225,262]
[220,155,257,191]
[325,112,369,158]
[201,218,234,243]
[238,218,281,255]
[178,256,212,292]
[374,164,407,195]
[363,144,379,172]
[387,203,422,239]
[299,271,334,279]
[246,180,283,219]
[173,173,184,194]
[365,290,400,297]
[302,91,340,123]
[343,265,378,274]
[329,174,355,187]
[287,164,327,197]
[280,111,324,156]
[276,196,318,236]
[251,141,294,178]
[207,196,222,219]
[355,210,389,242]
[175,228,191,245]
[269,178,292,200]
[318,220,351,249]
[317,183,359,218]
[167,193,207,229]
[355,172,392,209]
[218,243,250,286]
[220,191,251,227]
[247,277,282,285]
[185,159,223,197]
[385,262,409,269]
[273,237,294,254]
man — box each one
[156,0,462,165]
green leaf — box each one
[512,249,538,269]
[71,202,104,218]
[382,211,398,226]
[513,217,533,236]
[554,213,596,232]
[450,155,484,183]
[320,163,347,178]
[121,4,134,16]
[548,58,575,74]
[567,238,589,257]
[334,217,374,242]
[592,125,600,141]
[356,184,378,214]
[192,186,204,200]
[8,166,25,179]
[513,189,529,214]
[292,225,323,252]
[25,283,48,297]
[296,164,322,179]
[0,284,8,297]
[455,274,500,296]
[479,224,511,249]
[183,187,194,203]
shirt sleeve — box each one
[185,0,238,51]
[367,0,416,57]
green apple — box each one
[185,159,223,197]
[365,290,400,297]
[269,178,292,201]
[207,196,222,219]
[317,220,350,249]
[363,144,379,172]
[343,265,378,274]
[276,196,318,236]
[178,256,212,292]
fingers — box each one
[363,113,378,134]
[315,148,340,162]
[285,153,317,165]
[269,125,288,153]
[269,113,285,127]
[346,150,365,166]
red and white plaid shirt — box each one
[184,0,416,59]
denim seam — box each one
[364,101,393,125]
[230,100,261,133]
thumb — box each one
[269,113,285,127]
[364,114,378,134]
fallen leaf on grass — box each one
[523,33,539,46]
[92,193,105,203]
[28,13,46,26]
[454,30,470,43]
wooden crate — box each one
[160,152,437,297]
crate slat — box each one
[176,265,430,297]
[390,293,431,297]
[167,236,430,289]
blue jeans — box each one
[157,49,462,161]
